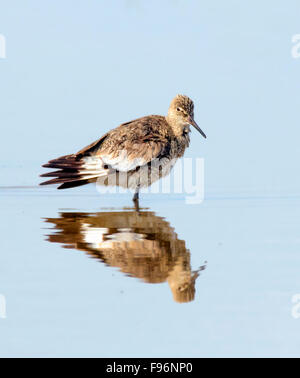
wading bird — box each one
[40,95,206,209]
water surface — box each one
[1,0,300,358]
[1,186,300,357]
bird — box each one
[40,94,206,209]
[44,210,206,303]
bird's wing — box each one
[75,133,109,158]
[76,116,171,172]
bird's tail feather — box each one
[40,154,108,190]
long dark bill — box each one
[188,116,207,139]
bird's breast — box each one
[171,133,190,158]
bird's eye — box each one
[176,107,181,112]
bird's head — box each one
[167,94,206,139]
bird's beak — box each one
[188,116,207,139]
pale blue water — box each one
[1,185,300,357]
[1,0,300,357]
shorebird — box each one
[40,94,206,208]
[44,210,206,303]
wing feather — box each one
[91,115,170,172]
[40,115,171,189]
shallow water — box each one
[1,186,300,357]
[1,0,300,359]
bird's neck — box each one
[165,115,187,137]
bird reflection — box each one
[44,210,206,303]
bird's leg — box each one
[133,185,140,212]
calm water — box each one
[1,0,300,358]
[1,186,300,357]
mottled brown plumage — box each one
[40,94,206,206]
